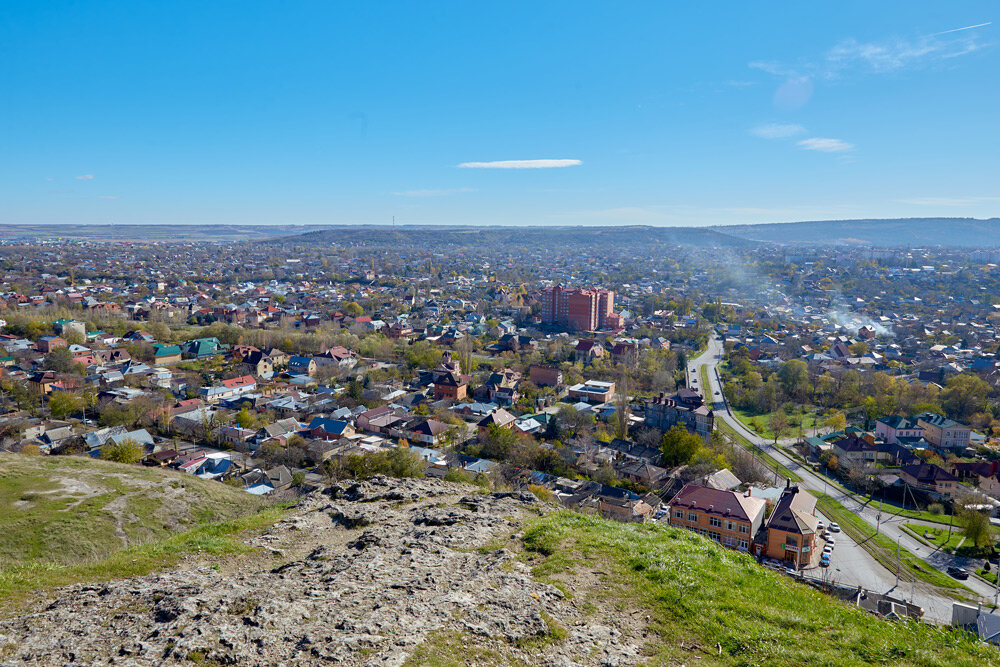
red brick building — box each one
[539,286,618,331]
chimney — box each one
[785,477,790,490]
[745,488,752,497]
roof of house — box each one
[766,486,818,535]
[668,484,765,523]
[900,463,958,484]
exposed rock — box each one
[0,476,644,666]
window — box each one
[785,535,798,546]
[738,524,749,534]
[708,531,721,542]
[709,516,721,527]
[722,535,735,546]
[725,520,736,532]
[674,510,684,519]
[687,512,698,522]
[738,539,749,550]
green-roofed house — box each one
[184,337,229,359]
[153,343,183,364]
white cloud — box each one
[392,188,476,197]
[457,159,581,169]
[797,137,854,153]
[751,123,806,139]
[74,174,95,180]
[751,24,991,84]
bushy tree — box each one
[100,437,143,464]
[660,425,702,467]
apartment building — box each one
[539,286,618,331]
[667,484,765,553]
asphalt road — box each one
[688,334,994,622]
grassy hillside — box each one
[516,511,995,667]
[0,453,264,566]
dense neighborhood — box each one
[4,234,1000,644]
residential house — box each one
[37,335,67,353]
[152,344,183,364]
[899,463,960,499]
[915,413,972,451]
[528,365,563,388]
[567,380,615,404]
[645,389,714,440]
[765,483,820,568]
[574,339,604,364]
[875,416,925,446]
[288,356,318,376]
[667,484,765,553]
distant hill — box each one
[712,218,1000,247]
[0,224,326,241]
[279,225,758,249]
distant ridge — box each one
[278,225,756,249]
[712,217,1000,247]
[1,218,998,247]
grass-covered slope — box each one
[520,511,996,667]
[0,453,264,565]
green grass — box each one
[902,523,965,553]
[728,406,822,441]
[716,418,802,482]
[519,511,996,666]
[810,492,971,595]
[861,498,956,527]
[0,453,283,613]
[0,502,292,613]
[0,454,263,567]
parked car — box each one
[829,522,841,533]
[820,556,831,568]
[823,545,833,555]
[947,566,969,580]
[827,538,836,548]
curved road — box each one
[688,334,997,622]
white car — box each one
[816,521,825,532]
[823,545,833,555]
[827,538,836,548]
[829,522,841,533]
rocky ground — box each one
[0,477,646,666]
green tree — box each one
[777,359,809,402]
[960,506,994,549]
[660,425,702,467]
[941,374,991,422]
[825,412,847,432]
[343,301,364,318]
[44,347,77,373]
[48,391,82,419]
[479,424,519,461]
[100,437,143,464]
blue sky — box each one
[1,1,997,227]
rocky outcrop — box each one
[0,476,644,666]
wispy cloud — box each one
[751,123,806,139]
[825,32,988,74]
[755,24,991,80]
[74,174,95,180]
[458,159,581,169]
[797,137,854,153]
[392,188,476,197]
